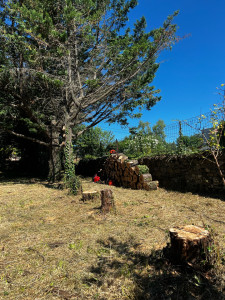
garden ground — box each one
[0,178,225,299]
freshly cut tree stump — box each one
[101,189,115,213]
[81,191,99,201]
[169,225,210,263]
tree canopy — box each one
[0,0,178,180]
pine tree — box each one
[0,0,178,180]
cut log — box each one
[131,165,139,175]
[133,174,138,183]
[169,225,210,263]
[124,168,129,177]
[117,154,128,163]
[126,160,139,167]
[82,191,99,201]
[137,182,143,190]
[144,181,159,191]
[143,173,152,182]
[101,189,115,213]
[130,182,137,189]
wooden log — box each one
[137,182,143,190]
[126,160,139,167]
[143,173,152,182]
[169,225,210,263]
[131,165,139,175]
[144,181,159,191]
[126,175,132,183]
[117,154,128,163]
[139,174,144,184]
[101,189,115,213]
[124,168,129,177]
[81,191,99,201]
[133,174,138,183]
[130,182,137,189]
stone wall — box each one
[76,152,225,194]
[138,152,225,194]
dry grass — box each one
[0,178,225,299]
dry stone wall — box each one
[138,152,225,194]
[76,152,225,194]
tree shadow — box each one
[84,237,224,299]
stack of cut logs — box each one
[103,153,159,190]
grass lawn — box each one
[0,178,225,299]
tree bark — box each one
[101,189,115,213]
[169,225,210,264]
[48,144,64,182]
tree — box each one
[0,0,178,181]
[120,120,167,158]
[176,134,202,153]
[152,119,166,141]
[73,126,115,158]
[184,85,225,186]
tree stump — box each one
[101,189,115,213]
[169,225,210,264]
[81,191,99,201]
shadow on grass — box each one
[85,237,224,300]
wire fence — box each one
[165,109,224,142]
[156,105,225,155]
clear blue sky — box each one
[100,0,225,140]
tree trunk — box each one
[101,189,115,213]
[169,225,210,264]
[82,191,99,201]
[48,144,64,182]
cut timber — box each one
[137,182,143,190]
[127,160,139,167]
[169,225,210,263]
[131,165,139,175]
[101,189,115,213]
[144,181,159,191]
[133,174,138,183]
[117,154,128,163]
[130,182,137,189]
[82,191,99,201]
[143,173,152,182]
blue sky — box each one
[100,0,225,140]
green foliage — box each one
[176,134,203,154]
[73,126,115,158]
[120,120,168,158]
[0,0,178,180]
[138,165,149,174]
[64,142,81,195]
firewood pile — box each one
[102,153,159,190]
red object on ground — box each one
[110,149,116,154]
[94,175,100,182]
[108,180,113,186]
